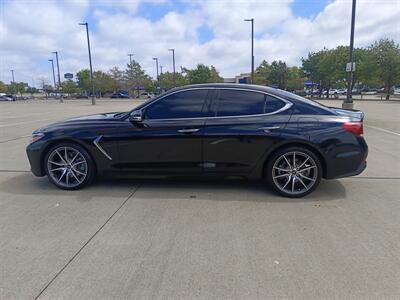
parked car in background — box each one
[337,88,347,95]
[26,83,368,198]
[0,94,16,101]
[394,87,400,95]
[111,92,130,98]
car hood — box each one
[35,112,125,133]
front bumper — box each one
[26,141,46,177]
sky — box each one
[0,0,399,87]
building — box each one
[224,73,251,84]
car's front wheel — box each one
[266,147,322,198]
[44,143,95,190]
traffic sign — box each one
[346,62,356,72]
[64,73,73,79]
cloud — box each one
[0,0,399,86]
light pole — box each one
[79,22,96,105]
[10,70,15,96]
[48,59,56,90]
[344,0,356,109]
[152,57,159,81]
[244,18,254,84]
[128,53,133,65]
[168,48,176,87]
[52,51,62,102]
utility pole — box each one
[52,51,62,102]
[79,22,96,105]
[48,59,56,89]
[160,65,163,75]
[244,18,254,84]
[168,49,176,87]
[344,0,356,109]
[128,53,133,65]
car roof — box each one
[169,83,279,94]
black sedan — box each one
[26,84,368,197]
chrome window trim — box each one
[133,87,293,121]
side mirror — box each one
[129,110,143,123]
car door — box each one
[202,88,292,175]
[116,88,211,175]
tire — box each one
[44,143,96,190]
[266,146,322,198]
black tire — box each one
[266,146,322,198]
[44,142,96,190]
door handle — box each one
[177,128,200,133]
[259,126,280,132]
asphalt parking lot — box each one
[0,98,399,299]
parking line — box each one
[365,125,400,137]
[34,185,141,300]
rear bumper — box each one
[325,137,368,179]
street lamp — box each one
[52,51,62,103]
[79,22,96,105]
[48,59,56,89]
[168,48,176,87]
[152,57,159,81]
[344,0,356,109]
[128,53,133,65]
[10,70,15,96]
[244,18,254,84]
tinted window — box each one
[216,90,265,116]
[264,95,285,113]
[216,90,286,116]
[145,90,209,119]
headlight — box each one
[29,132,45,144]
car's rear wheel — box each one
[266,147,322,198]
[44,143,95,190]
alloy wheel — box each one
[272,151,318,196]
[47,146,88,188]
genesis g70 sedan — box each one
[26,84,368,197]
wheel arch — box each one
[261,141,327,179]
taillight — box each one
[342,122,363,136]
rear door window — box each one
[215,90,285,117]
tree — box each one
[267,60,290,89]
[61,80,79,94]
[124,60,152,96]
[370,38,400,100]
[108,67,124,92]
[76,69,91,93]
[159,72,188,90]
[0,81,7,93]
[93,71,115,96]
[254,60,272,85]
[183,64,223,84]
[287,66,306,91]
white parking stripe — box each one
[365,125,400,137]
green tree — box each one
[254,60,271,85]
[61,80,79,94]
[267,60,290,89]
[159,72,188,90]
[76,69,91,93]
[287,66,306,91]
[370,38,400,99]
[124,60,152,96]
[93,71,115,96]
[183,64,223,84]
[108,67,124,92]
[0,81,7,93]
